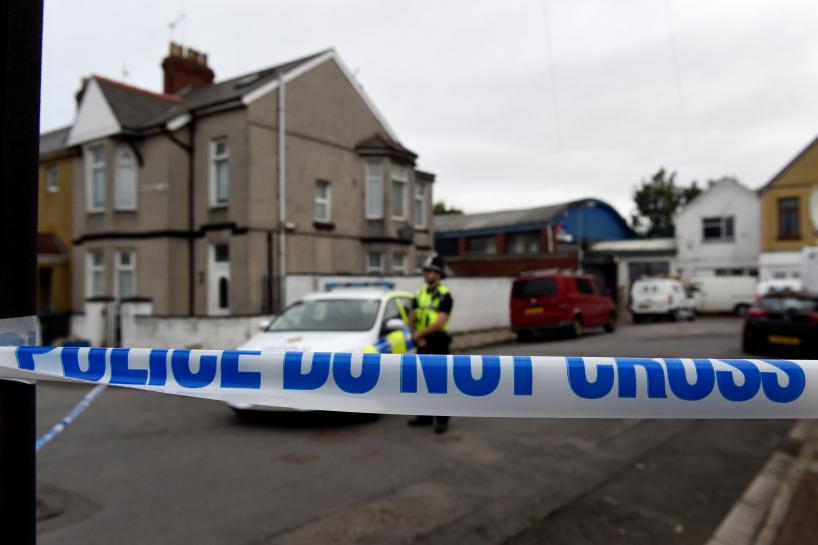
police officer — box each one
[408,254,453,434]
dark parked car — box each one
[510,270,616,341]
[742,292,818,356]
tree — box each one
[630,168,702,238]
[433,200,464,215]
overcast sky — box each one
[41,0,818,218]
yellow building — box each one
[38,126,75,317]
[758,135,818,281]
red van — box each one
[510,270,616,341]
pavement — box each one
[29,317,812,544]
[705,419,818,545]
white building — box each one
[674,178,760,280]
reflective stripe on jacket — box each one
[413,283,451,333]
[362,327,414,354]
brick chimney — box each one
[162,42,215,94]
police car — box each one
[227,281,415,413]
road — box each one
[34,317,794,545]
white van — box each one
[630,278,695,323]
[689,275,757,315]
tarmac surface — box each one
[34,317,794,545]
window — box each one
[508,231,541,255]
[778,197,800,239]
[702,216,734,241]
[392,252,407,275]
[115,250,136,299]
[365,161,383,219]
[467,235,497,255]
[114,145,137,210]
[86,144,106,211]
[87,249,105,297]
[366,251,383,274]
[382,299,403,324]
[415,254,426,273]
[314,180,331,222]
[214,243,229,263]
[210,138,229,206]
[576,278,595,294]
[511,277,557,298]
[45,165,59,193]
[414,182,425,228]
[391,165,408,220]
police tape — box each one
[36,384,107,451]
[1,346,816,418]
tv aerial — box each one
[168,12,186,43]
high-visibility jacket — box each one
[413,283,451,333]
[362,327,414,354]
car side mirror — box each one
[384,318,405,333]
[257,318,271,331]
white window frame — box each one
[314,180,332,222]
[86,249,105,297]
[209,138,230,207]
[45,164,59,193]
[114,145,137,211]
[365,161,383,219]
[414,182,425,228]
[391,165,408,221]
[114,249,136,299]
[366,251,384,274]
[415,254,426,274]
[86,144,106,212]
[392,252,407,275]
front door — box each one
[208,243,230,316]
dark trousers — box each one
[417,335,451,425]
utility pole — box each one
[0,1,44,544]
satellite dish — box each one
[810,189,818,231]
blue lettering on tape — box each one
[333,353,380,394]
[761,359,805,404]
[615,358,667,399]
[716,359,761,402]
[453,355,500,397]
[171,350,217,389]
[665,359,715,401]
[400,354,447,394]
[283,352,330,390]
[220,350,262,389]
[567,356,614,399]
[512,356,533,396]
[16,346,55,370]
[566,357,805,404]
[148,349,169,386]
[110,348,148,385]
[63,347,107,382]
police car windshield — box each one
[266,299,381,332]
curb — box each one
[705,420,817,545]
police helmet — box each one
[422,254,446,277]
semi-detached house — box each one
[67,43,435,317]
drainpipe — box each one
[187,118,196,316]
[163,118,196,316]
[277,71,287,311]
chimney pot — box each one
[162,42,215,94]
